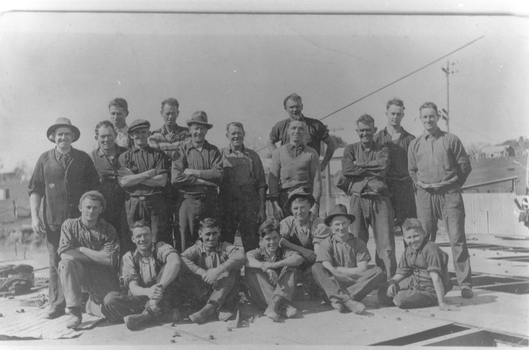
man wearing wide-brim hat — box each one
[29,118,99,319]
[117,119,172,245]
[311,204,386,314]
[171,111,223,252]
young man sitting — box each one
[57,191,121,329]
[379,218,458,311]
[245,219,304,322]
[103,220,183,330]
[312,204,386,314]
[180,218,245,324]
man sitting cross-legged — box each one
[103,220,183,330]
[57,191,121,329]
[245,219,304,322]
[180,217,245,324]
[378,218,458,311]
[312,204,386,314]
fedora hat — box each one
[283,187,315,215]
[324,204,356,226]
[46,118,81,143]
[186,111,213,129]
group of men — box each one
[28,93,473,330]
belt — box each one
[127,192,162,200]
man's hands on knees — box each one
[147,284,164,300]
[201,267,223,285]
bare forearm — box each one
[129,282,150,297]
[271,255,303,268]
[158,254,181,288]
[60,249,93,263]
[29,193,42,218]
[77,247,113,265]
[119,172,153,187]
[430,272,446,305]
[142,174,167,187]
[245,255,263,269]
[336,266,366,279]
[267,139,277,154]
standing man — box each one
[408,102,473,298]
[29,118,99,319]
[269,120,322,219]
[108,97,132,149]
[172,111,223,252]
[268,93,336,171]
[149,98,190,248]
[220,122,267,251]
[118,119,171,245]
[342,114,396,279]
[91,121,131,254]
[57,191,121,329]
[374,98,416,228]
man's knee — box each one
[103,291,124,307]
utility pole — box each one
[441,60,458,132]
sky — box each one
[0,11,528,172]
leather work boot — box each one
[66,307,82,329]
[124,309,154,330]
[265,295,283,322]
[43,307,65,319]
[189,302,217,325]
[461,286,474,299]
[331,301,345,313]
[343,299,366,314]
[284,302,299,318]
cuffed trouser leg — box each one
[311,262,351,303]
[346,266,386,301]
[45,226,65,311]
[102,291,147,323]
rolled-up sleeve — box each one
[181,245,202,274]
[251,151,268,191]
[28,153,46,197]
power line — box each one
[256,35,485,153]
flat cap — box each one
[128,119,151,133]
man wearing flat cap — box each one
[118,119,171,245]
[29,118,99,319]
[57,191,121,329]
[311,204,386,314]
[172,111,223,252]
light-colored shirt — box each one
[115,125,130,149]
[181,240,245,275]
[316,234,370,268]
[280,213,330,251]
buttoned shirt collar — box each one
[196,240,222,255]
[407,238,429,256]
[424,127,443,140]
[332,232,355,244]
[183,139,213,151]
[132,243,156,259]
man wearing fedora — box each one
[172,111,223,252]
[342,114,397,279]
[269,119,322,219]
[118,119,171,245]
[29,118,99,319]
[312,204,386,314]
[279,187,331,298]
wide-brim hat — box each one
[186,111,213,129]
[324,204,356,226]
[283,187,315,215]
[46,118,81,143]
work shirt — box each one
[171,140,223,195]
[115,125,130,149]
[91,146,128,201]
[269,144,320,199]
[118,145,170,195]
[149,124,190,161]
[408,128,472,188]
[57,217,119,270]
[181,240,245,274]
[316,234,371,268]
[220,144,267,198]
[280,213,331,251]
[341,141,389,196]
[247,246,300,273]
[396,240,451,292]
[28,148,99,230]
[374,127,415,180]
[121,241,179,289]
[269,115,329,156]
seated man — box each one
[312,205,386,314]
[379,218,458,311]
[103,220,183,330]
[245,219,304,322]
[279,188,331,298]
[57,191,121,329]
[180,218,245,324]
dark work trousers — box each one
[387,178,417,226]
[179,269,240,312]
[221,190,260,252]
[311,263,386,303]
[125,194,170,246]
[245,266,296,308]
[349,195,397,278]
[164,184,180,248]
[99,181,132,256]
[102,278,182,323]
[45,224,66,311]
[415,187,472,288]
[392,277,439,309]
[177,192,218,253]
[58,258,120,308]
